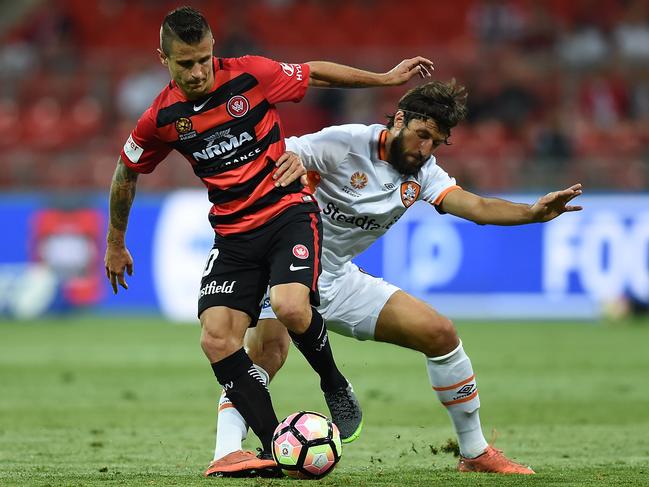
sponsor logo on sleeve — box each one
[123,134,144,163]
[226,95,250,118]
[400,181,421,208]
[280,62,303,81]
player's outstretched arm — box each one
[307,57,434,88]
[528,184,583,222]
[105,157,139,294]
[439,184,583,226]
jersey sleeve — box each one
[419,158,461,210]
[120,107,172,174]
[239,55,310,104]
[285,126,353,173]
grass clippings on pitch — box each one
[0,316,648,486]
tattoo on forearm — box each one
[109,162,138,234]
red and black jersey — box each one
[120,56,315,235]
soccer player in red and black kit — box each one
[104,6,434,476]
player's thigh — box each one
[198,238,269,326]
[260,281,313,329]
[320,265,398,341]
[245,318,290,379]
[375,291,458,356]
[269,282,312,330]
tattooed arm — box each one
[105,157,139,294]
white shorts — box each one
[259,261,399,340]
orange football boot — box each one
[458,446,535,474]
[204,450,280,478]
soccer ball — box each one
[272,411,342,479]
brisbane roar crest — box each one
[400,181,420,208]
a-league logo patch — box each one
[292,244,309,260]
[226,95,250,118]
[350,171,368,190]
[400,181,421,208]
[175,117,193,134]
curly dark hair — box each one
[386,80,468,136]
[160,6,211,56]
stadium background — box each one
[1,1,648,485]
[1,0,648,320]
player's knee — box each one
[200,325,241,360]
[262,338,290,379]
[272,300,311,333]
[420,316,459,357]
[248,335,289,379]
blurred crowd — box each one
[0,0,648,193]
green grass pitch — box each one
[1,317,648,486]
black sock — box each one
[288,308,347,393]
[211,348,278,452]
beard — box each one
[387,130,425,176]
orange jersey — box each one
[121,56,315,235]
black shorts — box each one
[198,203,322,325]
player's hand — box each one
[530,183,583,222]
[104,244,134,294]
[383,57,434,86]
[273,151,306,188]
